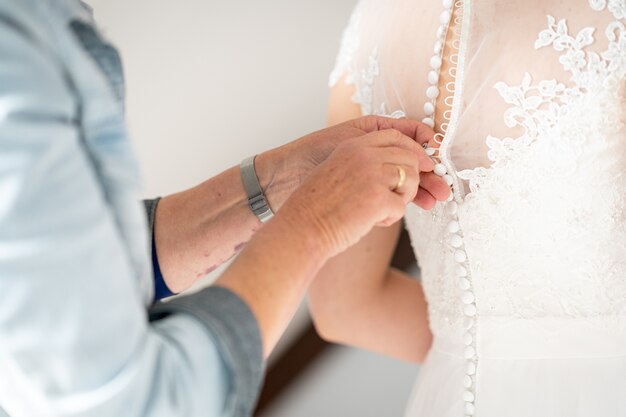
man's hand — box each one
[255,115,450,213]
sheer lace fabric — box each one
[331,1,626,416]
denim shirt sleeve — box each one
[0,4,263,417]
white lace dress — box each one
[330,1,626,416]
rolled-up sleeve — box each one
[0,8,263,417]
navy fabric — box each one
[152,229,174,300]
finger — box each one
[362,130,434,172]
[352,115,437,146]
[375,192,408,227]
[383,164,420,203]
[417,171,451,201]
[362,129,422,152]
[413,187,438,210]
[376,148,421,176]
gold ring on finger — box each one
[393,165,406,191]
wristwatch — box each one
[240,155,274,223]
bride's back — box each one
[331,2,626,415]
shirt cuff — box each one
[149,286,265,417]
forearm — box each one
[312,267,432,363]
[311,81,433,361]
[214,211,328,357]
[154,148,301,293]
[152,113,440,294]
[307,220,431,363]
[308,221,402,337]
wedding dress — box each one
[330,0,626,416]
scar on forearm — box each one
[196,228,257,277]
[197,264,218,279]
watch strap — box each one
[240,156,274,223]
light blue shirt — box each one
[0,1,263,416]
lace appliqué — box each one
[452,4,626,322]
[352,48,380,115]
[405,204,464,332]
[458,9,626,193]
[589,0,626,20]
[329,12,407,119]
[351,48,407,118]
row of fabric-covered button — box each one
[422,0,455,131]
[449,199,478,416]
[423,1,478,416]
[431,161,477,417]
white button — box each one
[436,25,446,39]
[446,201,458,215]
[464,375,473,388]
[463,390,475,402]
[434,40,443,55]
[427,85,440,99]
[434,163,447,176]
[440,10,452,24]
[422,117,435,128]
[464,346,476,359]
[428,70,439,85]
[443,174,454,185]
[459,277,471,290]
[448,220,460,233]
[464,304,477,317]
[456,264,467,276]
[464,317,474,330]
[454,249,467,263]
[430,55,443,70]
[446,192,454,202]
[425,147,436,156]
[462,291,475,304]
[464,303,477,317]
[463,332,473,345]
[465,402,476,415]
[449,234,463,248]
[467,361,476,375]
[443,0,454,8]
[424,102,435,116]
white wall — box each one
[87,0,357,198]
[259,346,419,417]
[85,2,420,416]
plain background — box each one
[87,0,357,198]
[86,1,420,416]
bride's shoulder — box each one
[347,0,441,27]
